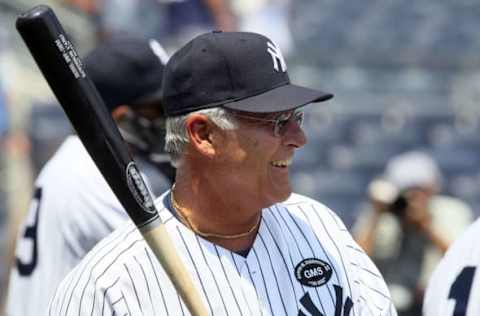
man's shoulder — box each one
[37,135,103,186]
[465,217,480,236]
[424,218,480,316]
[281,193,329,211]
[279,193,347,228]
[49,221,155,315]
[430,195,474,224]
[275,194,395,314]
[69,194,170,279]
[431,194,472,212]
[40,136,90,169]
[70,221,145,279]
[429,194,474,241]
[35,135,120,213]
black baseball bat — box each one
[16,5,207,315]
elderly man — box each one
[49,31,396,316]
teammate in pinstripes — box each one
[423,218,480,316]
[5,36,174,316]
[48,31,397,316]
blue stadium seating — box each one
[288,1,480,220]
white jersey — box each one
[7,136,142,316]
[423,218,480,316]
[49,192,397,316]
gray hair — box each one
[165,108,238,167]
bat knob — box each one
[16,5,54,31]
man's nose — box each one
[282,119,307,148]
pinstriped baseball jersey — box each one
[6,136,127,316]
[423,218,480,316]
[48,192,397,316]
[6,136,170,316]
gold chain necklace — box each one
[170,186,261,239]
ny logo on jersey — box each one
[267,41,287,72]
[298,285,353,316]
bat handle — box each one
[143,225,209,315]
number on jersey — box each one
[16,187,42,276]
[448,266,476,316]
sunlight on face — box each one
[211,111,307,208]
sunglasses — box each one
[231,110,305,137]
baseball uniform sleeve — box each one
[423,219,480,316]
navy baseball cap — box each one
[84,36,168,112]
[162,31,333,117]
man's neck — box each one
[171,177,263,252]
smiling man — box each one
[49,31,396,316]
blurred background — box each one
[1,0,480,315]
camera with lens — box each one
[368,178,408,217]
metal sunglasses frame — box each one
[230,109,305,137]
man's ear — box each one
[185,114,216,157]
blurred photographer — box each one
[354,151,473,316]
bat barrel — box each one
[17,5,88,101]
[16,5,160,229]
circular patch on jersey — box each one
[295,258,332,287]
[126,162,156,214]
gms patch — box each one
[295,258,332,287]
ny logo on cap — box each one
[267,41,287,72]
